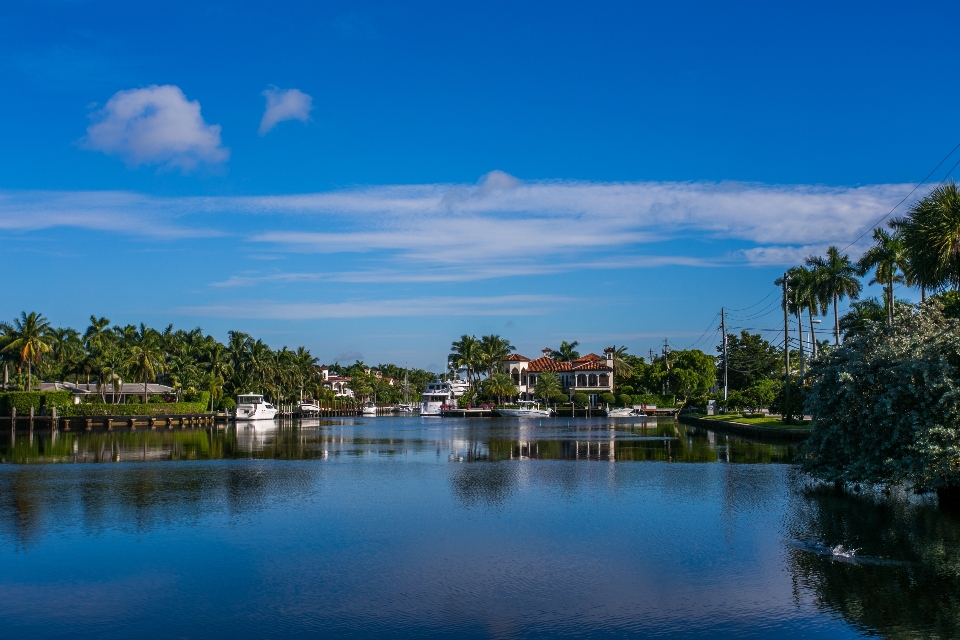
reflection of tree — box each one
[450,464,519,507]
[786,489,960,637]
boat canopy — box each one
[237,394,264,403]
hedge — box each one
[64,402,209,417]
[0,391,75,416]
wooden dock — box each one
[440,408,494,417]
[6,413,225,433]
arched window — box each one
[599,374,609,387]
[512,367,520,385]
[521,368,528,385]
[589,374,598,387]
[577,374,587,387]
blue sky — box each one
[1,0,958,370]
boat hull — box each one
[496,408,553,418]
[235,407,278,421]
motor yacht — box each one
[234,394,278,421]
[297,399,321,415]
[361,401,378,416]
[393,402,416,413]
[606,405,648,418]
[497,401,554,418]
[421,381,456,416]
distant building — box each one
[502,347,615,406]
[39,381,175,403]
[320,366,355,398]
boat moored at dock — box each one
[234,394,278,421]
[496,401,554,418]
[421,381,456,416]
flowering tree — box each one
[801,300,960,505]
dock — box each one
[440,408,494,417]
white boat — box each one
[448,378,470,398]
[606,405,648,418]
[497,401,554,418]
[393,402,416,413]
[234,394,278,421]
[421,381,456,416]
[361,401,378,416]
[298,399,321,415]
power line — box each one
[840,140,960,252]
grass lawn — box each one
[691,413,811,429]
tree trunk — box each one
[888,278,894,326]
[27,361,32,392]
[833,293,840,345]
[807,309,818,358]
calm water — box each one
[0,417,957,639]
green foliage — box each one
[718,331,781,391]
[572,392,590,407]
[617,393,633,407]
[64,401,208,416]
[182,390,211,406]
[482,372,516,402]
[0,391,74,416]
[802,301,960,492]
[743,379,779,412]
[534,371,561,401]
[768,379,803,419]
[600,392,616,404]
[548,391,568,404]
[932,290,960,319]
[896,181,960,290]
[215,396,236,412]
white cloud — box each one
[0,173,918,274]
[82,85,229,171]
[179,295,570,319]
[259,87,313,135]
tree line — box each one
[0,314,438,410]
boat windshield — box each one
[237,395,263,403]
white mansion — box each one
[502,348,615,405]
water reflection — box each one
[786,486,960,637]
[0,417,799,464]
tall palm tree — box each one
[791,265,828,358]
[1,312,54,391]
[857,227,907,326]
[550,340,580,361]
[125,324,165,402]
[449,335,481,387]
[895,181,960,292]
[534,371,562,402]
[483,372,516,405]
[806,246,862,346]
[478,334,515,378]
[610,345,632,380]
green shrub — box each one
[215,397,236,412]
[618,393,633,407]
[182,390,211,406]
[572,392,590,407]
[549,391,569,404]
[64,401,208,417]
[600,392,616,405]
[0,391,75,416]
[632,393,676,407]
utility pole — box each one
[782,273,791,425]
[648,348,655,364]
[662,339,671,394]
[720,307,728,401]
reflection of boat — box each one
[234,394,277,420]
[606,406,648,418]
[497,401,554,418]
[421,381,455,416]
[234,421,278,451]
[298,399,320,415]
[361,401,378,416]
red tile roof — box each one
[572,360,612,371]
[504,354,530,361]
[573,353,603,363]
[528,356,573,372]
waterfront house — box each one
[501,348,615,406]
[39,381,176,403]
[320,366,355,398]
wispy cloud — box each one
[259,87,313,135]
[179,295,571,319]
[82,85,229,172]
[0,173,915,274]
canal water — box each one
[0,417,957,639]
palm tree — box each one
[806,246,862,346]
[1,312,54,391]
[483,372,516,405]
[895,181,960,292]
[550,340,580,361]
[857,227,907,326]
[125,324,165,402]
[533,371,562,403]
[449,335,481,387]
[478,334,515,378]
[610,345,633,382]
[790,265,828,358]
